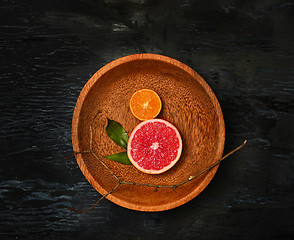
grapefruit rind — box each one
[127,119,183,174]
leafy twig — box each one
[67,111,247,213]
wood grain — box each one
[72,54,225,211]
[1,0,293,238]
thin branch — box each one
[188,140,247,182]
[67,110,247,213]
[91,152,121,182]
[64,150,92,160]
[89,123,93,151]
[121,140,247,189]
[68,182,121,213]
[121,181,177,189]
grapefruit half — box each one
[127,119,183,174]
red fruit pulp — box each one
[127,119,182,174]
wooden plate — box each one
[72,54,225,211]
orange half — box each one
[129,89,162,121]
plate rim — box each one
[71,53,225,211]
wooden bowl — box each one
[72,54,225,211]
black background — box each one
[1,0,294,239]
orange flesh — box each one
[129,89,162,121]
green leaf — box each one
[106,118,129,149]
[103,152,132,165]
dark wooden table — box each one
[1,0,293,239]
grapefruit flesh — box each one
[127,119,182,174]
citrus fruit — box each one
[127,119,182,174]
[129,89,162,121]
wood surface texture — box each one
[1,0,293,239]
[72,54,225,211]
